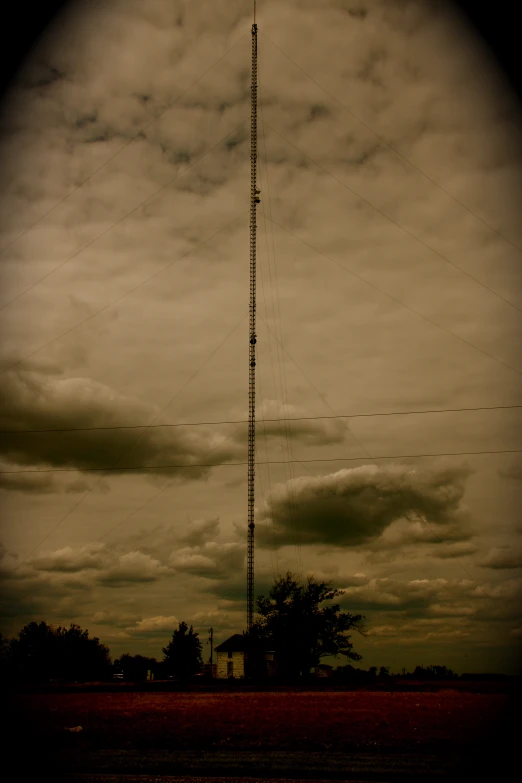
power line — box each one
[15,422,247,569]
[261,430,472,596]
[0,119,248,316]
[0,209,247,377]
[98,423,247,545]
[0,32,248,264]
[13,312,248,562]
[1,448,520,474]
[257,317,478,582]
[1,404,520,434]
[262,212,522,378]
[265,121,522,317]
[262,32,522,258]
[257,32,522,586]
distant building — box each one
[215,633,277,679]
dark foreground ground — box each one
[50,778,435,783]
[6,684,520,781]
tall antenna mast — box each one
[247,1,258,632]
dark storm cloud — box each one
[0,376,347,484]
[479,547,522,570]
[430,541,478,559]
[0,371,243,478]
[0,544,95,624]
[258,463,473,548]
[0,469,90,495]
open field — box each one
[11,689,511,751]
[8,687,519,780]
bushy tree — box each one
[54,624,111,681]
[162,622,202,679]
[249,572,366,680]
[5,621,111,683]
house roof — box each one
[215,633,249,653]
[215,633,277,654]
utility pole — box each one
[247,0,258,633]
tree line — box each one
[0,620,203,684]
[0,573,474,684]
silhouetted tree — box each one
[162,622,202,679]
[6,621,111,683]
[55,624,111,681]
[249,572,366,680]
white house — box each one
[215,633,247,679]
[215,633,277,679]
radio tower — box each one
[247,0,258,632]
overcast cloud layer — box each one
[0,0,521,674]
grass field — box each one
[13,688,511,753]
[9,687,519,779]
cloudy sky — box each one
[0,0,521,674]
